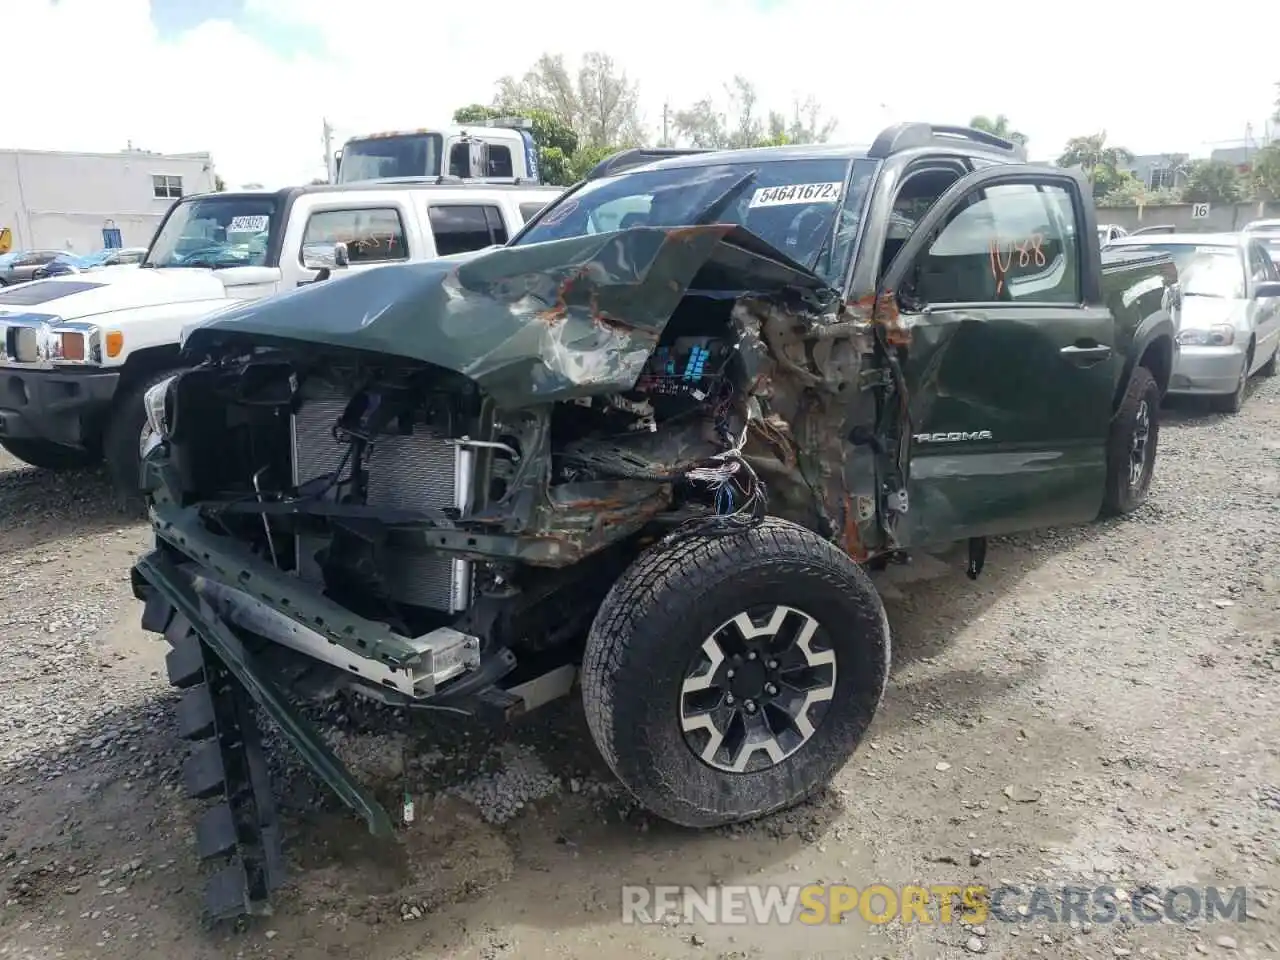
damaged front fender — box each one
[183,225,837,408]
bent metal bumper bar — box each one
[133,549,397,840]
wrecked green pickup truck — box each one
[129,123,1180,920]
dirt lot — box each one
[0,378,1277,960]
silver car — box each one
[1107,232,1280,412]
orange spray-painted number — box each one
[988,233,1046,296]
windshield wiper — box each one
[692,171,758,226]
[180,257,250,269]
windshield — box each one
[1122,243,1244,298]
[516,157,877,284]
[337,133,443,183]
[145,196,278,268]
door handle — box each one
[1060,344,1112,362]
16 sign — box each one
[1191,202,1211,220]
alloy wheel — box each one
[1128,398,1150,488]
[679,605,837,774]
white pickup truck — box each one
[0,179,562,506]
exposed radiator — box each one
[290,387,473,613]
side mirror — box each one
[1253,280,1280,299]
[301,241,349,272]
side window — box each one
[302,208,408,264]
[152,175,183,199]
[880,162,966,280]
[1248,244,1273,282]
[448,143,470,178]
[484,145,513,178]
[519,201,549,223]
[428,205,506,255]
[910,181,1081,305]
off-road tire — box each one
[1102,365,1160,517]
[1258,342,1278,378]
[104,368,179,514]
[1209,344,1252,415]
[580,516,890,828]
[0,437,100,471]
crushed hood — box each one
[0,266,271,320]
[183,225,837,406]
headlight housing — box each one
[1176,324,1235,346]
[143,374,177,440]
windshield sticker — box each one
[540,199,579,227]
[227,215,269,233]
[748,182,842,208]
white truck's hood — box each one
[0,266,279,320]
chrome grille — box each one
[291,386,472,612]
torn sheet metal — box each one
[183,225,838,408]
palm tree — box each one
[969,114,1028,147]
[1056,132,1134,182]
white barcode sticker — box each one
[747,182,842,208]
[227,215,268,233]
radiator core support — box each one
[289,386,475,614]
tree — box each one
[1057,132,1133,180]
[1183,159,1245,205]
[969,114,1028,147]
[786,96,836,144]
[576,52,643,148]
[213,174,226,192]
[1056,132,1134,199]
[1250,143,1280,200]
[492,52,642,148]
[673,78,834,149]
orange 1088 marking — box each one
[988,233,1046,295]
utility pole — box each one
[662,101,670,147]
[322,118,335,181]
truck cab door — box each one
[284,197,416,288]
[875,165,1117,547]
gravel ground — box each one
[0,376,1277,960]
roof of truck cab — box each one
[181,181,563,205]
[627,143,873,174]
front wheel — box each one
[581,517,890,828]
[1102,365,1160,517]
[1258,342,1277,378]
[1209,347,1252,414]
[103,369,181,514]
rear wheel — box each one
[0,437,100,471]
[581,517,890,828]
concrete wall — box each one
[1095,200,1280,233]
[0,149,218,254]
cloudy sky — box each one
[10,0,1278,189]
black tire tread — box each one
[1102,365,1160,517]
[103,367,182,514]
[1259,343,1278,377]
[581,516,890,827]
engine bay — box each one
[153,295,785,652]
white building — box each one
[0,147,218,254]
